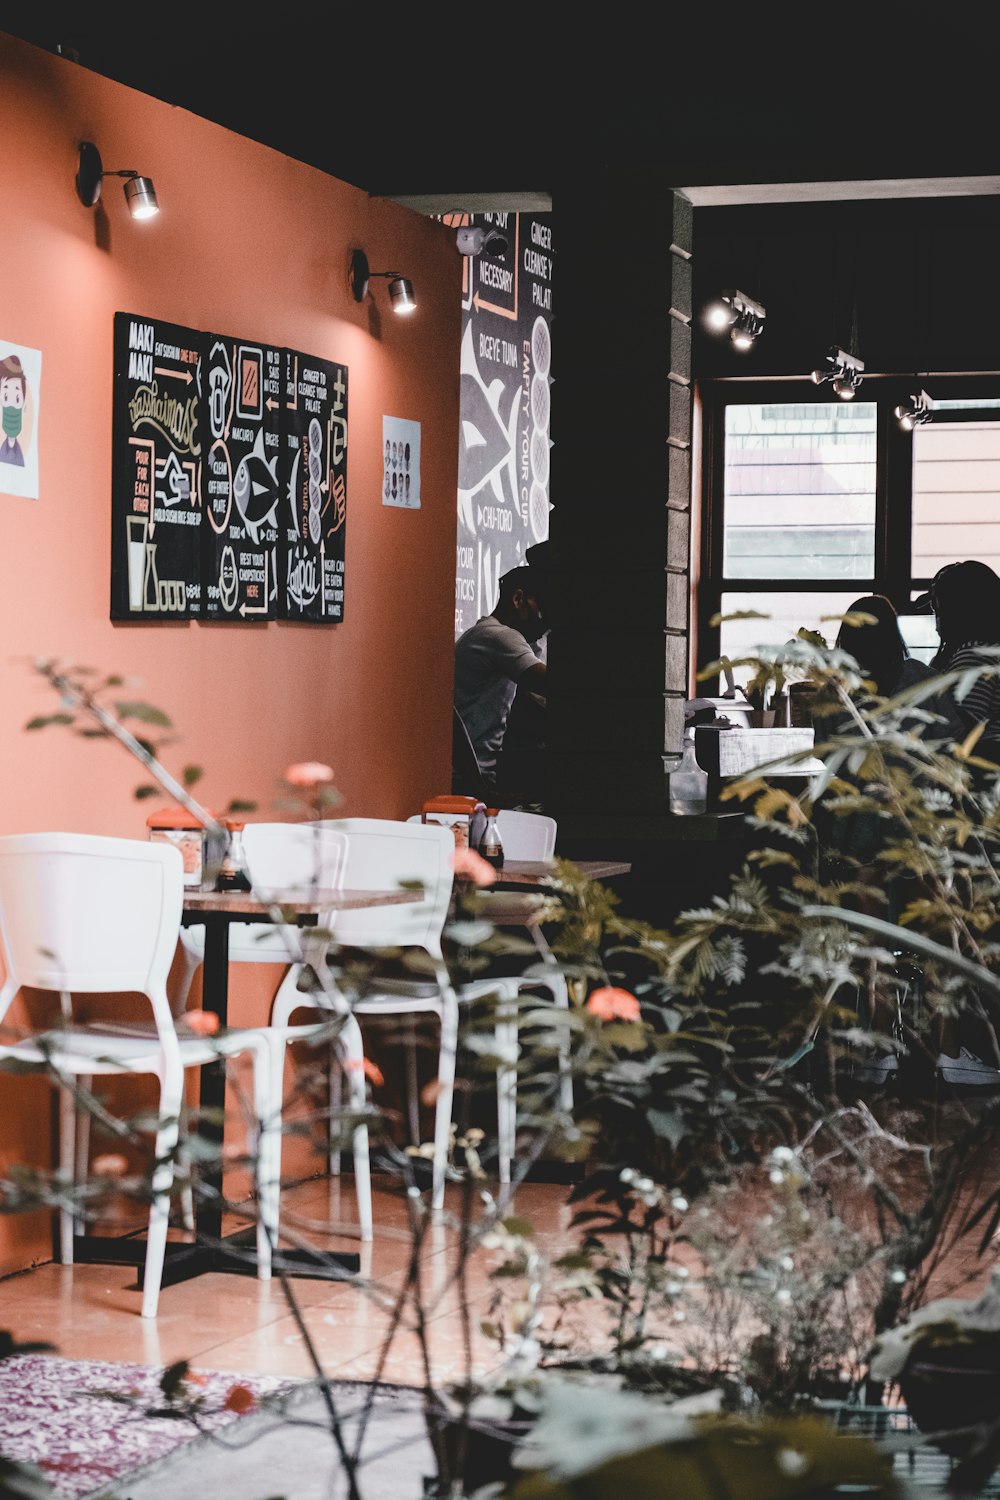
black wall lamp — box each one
[895,389,933,431]
[811,346,865,400]
[704,289,766,350]
[75,141,159,220]
[349,249,416,315]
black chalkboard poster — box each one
[111,313,204,620]
[201,333,282,620]
[279,350,348,622]
[453,213,554,637]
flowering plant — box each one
[16,635,1000,1498]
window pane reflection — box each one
[723,403,877,579]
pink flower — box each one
[344,1056,385,1087]
[91,1152,129,1178]
[223,1383,257,1414]
[586,986,641,1022]
[284,761,335,788]
[184,1009,220,1036]
[451,846,498,887]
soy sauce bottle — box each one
[480,808,505,869]
[215,818,253,891]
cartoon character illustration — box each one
[0,355,27,467]
[232,426,280,543]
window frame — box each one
[696,374,1000,685]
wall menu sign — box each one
[202,332,282,620]
[452,212,554,639]
[111,313,203,620]
[279,351,348,622]
[110,312,348,624]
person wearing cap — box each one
[453,563,547,803]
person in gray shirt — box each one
[454,565,547,799]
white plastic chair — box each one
[495,809,556,860]
[413,808,573,1112]
[0,832,275,1318]
[174,822,372,1241]
[308,818,524,1210]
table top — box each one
[181,885,423,915]
[497,858,632,884]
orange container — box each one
[146,807,215,887]
[420,794,484,849]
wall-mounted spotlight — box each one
[75,141,159,220]
[704,289,766,350]
[811,346,865,400]
[894,389,933,431]
[349,249,416,315]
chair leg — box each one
[171,939,204,1017]
[403,1016,421,1147]
[528,930,575,1114]
[328,1041,342,1176]
[340,1016,373,1242]
[142,1080,182,1319]
[432,1003,458,1213]
[73,1073,93,1242]
[58,1082,77,1264]
[495,998,518,1186]
[251,1039,276,1280]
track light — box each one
[75,141,159,220]
[456,225,509,257]
[811,346,865,400]
[704,289,766,350]
[894,389,933,431]
[349,249,417,315]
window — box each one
[697,378,1000,686]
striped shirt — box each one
[941,642,1000,757]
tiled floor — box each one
[2,1116,999,1392]
[0,1175,580,1383]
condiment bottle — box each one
[669,731,709,816]
[215,819,253,891]
[480,808,505,868]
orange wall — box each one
[0,34,461,1271]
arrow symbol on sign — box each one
[238,551,269,616]
[154,366,193,384]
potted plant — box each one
[18,632,1000,1499]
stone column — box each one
[546,171,694,825]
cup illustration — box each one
[127,516,147,610]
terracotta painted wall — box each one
[0,33,461,1273]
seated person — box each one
[454,565,547,802]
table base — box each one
[70,1231,361,1286]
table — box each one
[74,884,422,1291]
[497,858,632,884]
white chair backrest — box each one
[0,832,183,1021]
[495,810,556,860]
[203,822,349,966]
[406,809,557,861]
[318,818,455,957]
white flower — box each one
[776,1448,809,1476]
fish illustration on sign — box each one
[232,426,280,543]
[456,320,519,533]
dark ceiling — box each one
[6,7,998,209]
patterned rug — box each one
[0,1354,295,1499]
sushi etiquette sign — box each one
[110,313,348,622]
